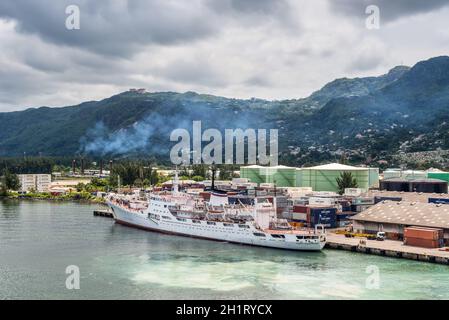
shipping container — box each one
[293,205,308,214]
[308,207,337,228]
[428,198,449,205]
[292,212,307,221]
[353,197,375,205]
[404,237,443,248]
[404,227,443,241]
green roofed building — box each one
[298,163,379,192]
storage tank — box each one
[240,165,296,187]
[428,172,449,184]
[298,163,377,192]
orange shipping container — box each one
[404,237,441,248]
[404,227,443,241]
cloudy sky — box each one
[1,0,449,111]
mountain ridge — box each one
[1,56,448,168]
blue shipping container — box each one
[309,208,337,228]
[428,198,449,205]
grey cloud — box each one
[0,0,293,58]
[244,75,273,87]
[206,0,289,15]
[154,59,228,87]
[330,0,449,23]
[347,54,384,72]
[0,0,219,57]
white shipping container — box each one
[292,212,307,221]
[344,188,363,196]
[309,197,334,206]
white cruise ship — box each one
[106,175,326,251]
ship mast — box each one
[173,166,179,194]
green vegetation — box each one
[109,161,159,187]
[336,172,359,195]
[0,169,20,196]
[7,191,105,203]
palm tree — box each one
[336,172,358,195]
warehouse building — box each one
[297,163,379,192]
[351,201,449,244]
[380,178,448,194]
[368,190,449,203]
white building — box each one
[18,174,51,192]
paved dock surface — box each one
[326,233,449,265]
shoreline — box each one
[0,194,106,205]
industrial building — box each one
[383,168,449,185]
[351,201,449,245]
[18,174,51,192]
[297,163,379,192]
[240,165,297,187]
[368,190,449,203]
[380,178,448,194]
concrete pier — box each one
[326,233,449,266]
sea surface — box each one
[0,199,448,300]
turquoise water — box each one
[0,199,448,300]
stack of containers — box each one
[292,205,337,228]
[292,205,308,222]
[309,207,337,228]
[404,226,444,248]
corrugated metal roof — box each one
[351,201,449,229]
